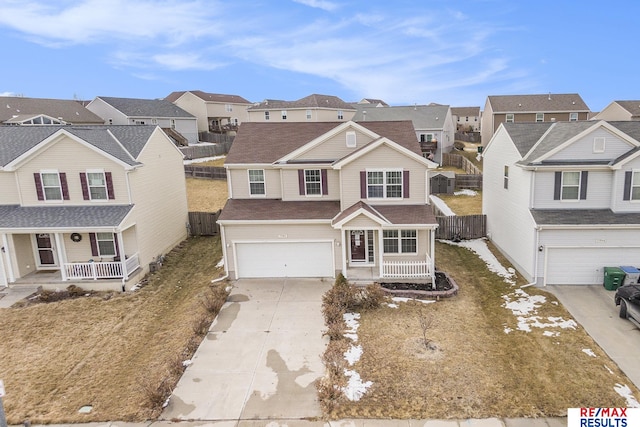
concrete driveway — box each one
[161,278,331,421]
[548,284,640,390]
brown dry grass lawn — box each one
[193,157,225,167]
[0,236,226,424]
[323,241,640,419]
[186,178,228,211]
[436,190,483,215]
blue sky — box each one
[0,0,637,111]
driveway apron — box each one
[161,278,331,421]
[548,284,640,390]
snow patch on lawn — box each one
[341,312,372,401]
[443,239,515,285]
[429,195,456,216]
[183,155,225,165]
[216,257,224,268]
[582,348,597,358]
[454,189,477,196]
[392,297,436,305]
[614,383,640,407]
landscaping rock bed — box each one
[379,271,458,300]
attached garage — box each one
[545,247,640,285]
[235,241,335,278]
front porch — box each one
[345,256,434,285]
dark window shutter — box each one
[89,233,98,257]
[60,172,69,200]
[403,170,410,198]
[80,173,89,200]
[34,173,44,201]
[321,169,328,195]
[553,172,562,200]
[580,171,588,200]
[113,233,120,258]
[624,171,633,201]
[105,172,115,200]
[360,171,367,199]
[298,170,305,195]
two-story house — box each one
[218,120,439,282]
[451,106,481,132]
[86,96,198,145]
[247,94,356,123]
[481,93,590,145]
[591,101,640,121]
[483,120,640,286]
[165,90,253,135]
[0,125,188,291]
[352,104,455,164]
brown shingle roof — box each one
[248,94,355,111]
[615,101,640,118]
[218,199,341,221]
[0,96,104,124]
[225,120,421,164]
[165,90,251,104]
[373,205,437,225]
[487,93,590,113]
[451,106,481,117]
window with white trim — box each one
[281,110,287,120]
[338,110,344,120]
[561,171,581,200]
[383,230,417,254]
[304,169,322,195]
[41,172,62,200]
[306,110,312,120]
[87,171,108,200]
[536,112,544,122]
[367,170,402,198]
[505,113,514,123]
[632,171,640,200]
[569,112,578,121]
[264,111,270,120]
[420,133,434,143]
[96,232,116,256]
[503,165,509,190]
[248,169,265,195]
[225,104,233,112]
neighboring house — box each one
[481,93,590,145]
[0,96,104,126]
[0,125,188,291]
[483,120,640,286]
[86,96,198,145]
[165,90,253,135]
[356,98,390,107]
[247,94,356,122]
[218,120,439,282]
[352,104,455,164]
[591,101,640,121]
[451,106,481,132]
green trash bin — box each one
[603,267,626,290]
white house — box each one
[483,120,640,286]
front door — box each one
[35,233,57,267]
[350,230,366,262]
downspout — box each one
[214,224,229,283]
[521,226,541,288]
[125,170,133,205]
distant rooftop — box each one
[165,90,252,104]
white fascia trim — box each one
[331,208,389,229]
[0,226,122,234]
[225,163,272,169]
[333,138,436,169]
[276,121,380,163]
[217,219,332,226]
[537,224,640,230]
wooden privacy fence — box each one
[442,153,482,175]
[184,165,227,180]
[436,215,486,240]
[454,174,483,189]
[188,211,221,236]
[180,141,232,159]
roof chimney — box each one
[548,93,551,101]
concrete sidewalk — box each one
[161,278,331,421]
[0,285,40,308]
[547,284,640,390]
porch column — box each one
[430,227,436,275]
[115,232,126,278]
[378,230,384,278]
[1,233,15,283]
[54,233,68,281]
[340,230,347,278]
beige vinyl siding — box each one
[174,92,210,132]
[340,145,428,208]
[342,215,381,228]
[297,129,375,160]
[380,229,431,260]
[228,167,282,199]
[127,129,188,270]
[11,234,35,277]
[594,103,633,121]
[16,136,129,206]
[62,229,137,263]
[551,128,632,161]
[0,172,20,204]
[222,223,340,274]
[280,168,339,201]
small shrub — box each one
[139,373,173,409]
[417,306,436,350]
[191,313,211,336]
[358,283,386,310]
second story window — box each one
[338,110,344,120]
[41,171,63,201]
[554,171,587,201]
[306,110,312,120]
[367,170,402,198]
[87,172,108,200]
[225,104,233,112]
[505,113,514,123]
[248,169,265,196]
[304,169,322,195]
[570,112,578,121]
[623,171,640,201]
[536,113,544,122]
[265,111,270,121]
[504,166,509,189]
[281,110,287,120]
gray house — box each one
[87,96,198,145]
[352,104,455,164]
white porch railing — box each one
[63,253,140,281]
[382,256,433,279]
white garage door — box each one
[236,242,334,278]
[546,247,640,285]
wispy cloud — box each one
[292,0,339,12]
